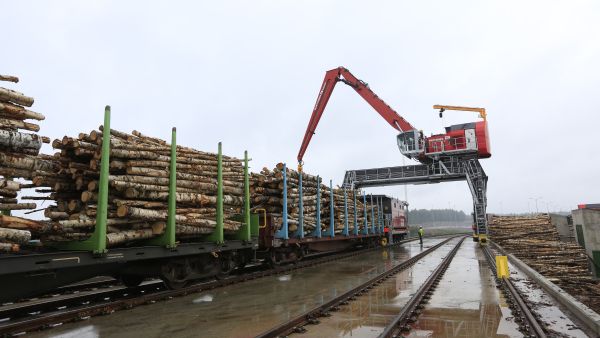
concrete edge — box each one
[492,241,600,335]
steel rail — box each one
[378,236,466,337]
[54,277,117,293]
[482,245,547,338]
[0,237,425,335]
[255,236,461,338]
[0,280,165,321]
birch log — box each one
[0,242,19,252]
[0,203,37,210]
[0,227,31,243]
[0,130,42,155]
[0,87,34,107]
[0,102,44,121]
[107,229,155,246]
[0,118,39,132]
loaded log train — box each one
[0,162,408,302]
[0,110,407,302]
[0,65,490,303]
[0,135,408,299]
[0,105,408,303]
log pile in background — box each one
[250,163,370,236]
[489,214,600,313]
[0,75,52,252]
[36,128,245,247]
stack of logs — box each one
[489,214,600,313]
[250,163,372,236]
[0,75,52,252]
[35,128,246,247]
[0,76,382,252]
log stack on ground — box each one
[250,163,370,236]
[37,128,245,247]
[0,75,51,252]
[489,214,600,313]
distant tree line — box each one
[408,209,470,224]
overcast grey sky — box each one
[3,1,599,214]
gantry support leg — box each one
[463,159,488,242]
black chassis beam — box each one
[0,239,257,303]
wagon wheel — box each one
[294,246,305,262]
[268,249,283,268]
[161,260,191,289]
[216,255,235,280]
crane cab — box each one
[425,121,491,159]
[396,130,424,159]
[398,121,491,160]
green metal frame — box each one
[207,142,224,244]
[146,127,177,248]
[233,150,252,241]
[250,214,259,237]
[50,106,111,254]
[49,112,254,252]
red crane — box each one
[297,66,491,170]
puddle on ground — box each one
[277,274,292,282]
[506,258,589,337]
[297,238,460,338]
[406,240,523,338]
[28,238,447,338]
[192,294,214,303]
[298,239,525,338]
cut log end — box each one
[117,205,129,218]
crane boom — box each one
[296,66,491,242]
[297,67,416,164]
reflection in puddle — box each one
[299,240,459,338]
[299,239,524,338]
[278,275,292,282]
[192,294,214,303]
[406,240,523,338]
[409,305,518,338]
[50,325,99,338]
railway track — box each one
[255,236,463,338]
[378,236,465,337]
[481,245,548,338]
[0,236,428,336]
[257,236,553,338]
[378,241,548,338]
[379,242,548,338]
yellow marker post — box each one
[380,237,388,247]
[496,255,509,278]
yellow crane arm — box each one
[433,105,487,121]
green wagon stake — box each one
[49,106,112,254]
